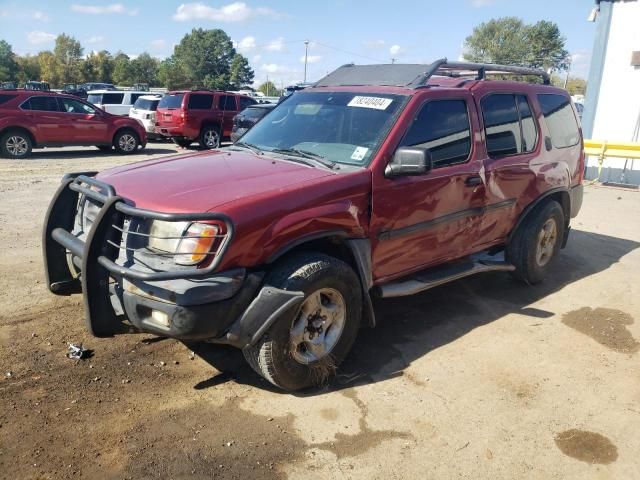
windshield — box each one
[240,91,407,166]
[134,98,159,111]
[158,94,184,109]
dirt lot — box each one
[1,146,639,480]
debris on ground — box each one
[66,343,91,360]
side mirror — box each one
[385,147,432,177]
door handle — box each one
[465,175,483,186]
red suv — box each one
[155,90,256,148]
[44,60,584,391]
[0,90,147,159]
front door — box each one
[370,93,486,283]
[57,97,108,143]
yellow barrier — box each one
[584,139,640,181]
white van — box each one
[87,90,160,116]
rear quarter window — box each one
[537,94,580,148]
[0,94,17,105]
[187,93,214,110]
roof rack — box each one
[314,58,551,89]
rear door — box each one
[57,96,108,143]
[186,93,216,135]
[20,96,69,144]
[219,94,239,136]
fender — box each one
[507,186,570,245]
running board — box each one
[377,252,515,298]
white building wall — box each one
[588,0,640,182]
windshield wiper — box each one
[233,141,263,155]
[271,148,336,169]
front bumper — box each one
[43,174,304,346]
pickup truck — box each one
[43,59,584,391]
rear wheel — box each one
[1,131,32,159]
[113,129,139,155]
[172,138,192,148]
[199,125,221,149]
[243,253,362,391]
[507,200,565,284]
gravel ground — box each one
[1,145,639,480]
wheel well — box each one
[0,127,36,146]
[508,189,571,244]
[113,126,138,142]
[200,122,221,134]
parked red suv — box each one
[155,90,256,148]
[44,60,584,391]
[0,90,147,159]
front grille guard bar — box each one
[49,173,236,282]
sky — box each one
[0,0,596,87]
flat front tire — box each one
[507,200,565,284]
[243,253,362,391]
[1,131,32,159]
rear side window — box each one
[482,94,537,158]
[188,93,213,110]
[400,99,471,168]
[158,94,184,109]
[537,94,580,148]
[239,96,257,109]
[102,93,125,104]
[134,98,159,111]
[130,93,149,104]
[219,95,237,111]
[0,94,17,105]
[22,96,60,112]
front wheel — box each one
[507,200,565,284]
[1,131,32,159]
[113,130,139,155]
[243,253,362,391]
[199,125,220,149]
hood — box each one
[97,149,335,212]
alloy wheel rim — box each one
[536,218,558,267]
[119,134,136,152]
[204,130,219,147]
[6,136,28,156]
[290,288,346,364]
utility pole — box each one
[303,40,309,83]
[391,58,397,64]
[563,55,572,89]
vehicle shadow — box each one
[188,229,640,394]
[22,147,178,160]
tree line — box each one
[0,28,254,90]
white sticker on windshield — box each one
[347,96,393,110]
[351,146,369,161]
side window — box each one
[400,99,471,168]
[239,96,257,110]
[219,95,238,111]
[101,93,125,104]
[188,93,214,110]
[517,95,537,153]
[130,93,145,104]
[0,94,17,105]
[59,97,97,114]
[537,94,580,148]
[482,94,521,157]
[23,96,60,112]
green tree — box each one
[0,40,19,82]
[257,80,281,96]
[157,58,190,89]
[83,50,114,83]
[551,75,587,96]
[16,55,41,84]
[112,52,133,85]
[172,28,245,89]
[38,51,60,86]
[53,34,84,84]
[130,52,159,85]
[463,17,569,73]
[229,53,254,89]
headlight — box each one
[148,221,218,266]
